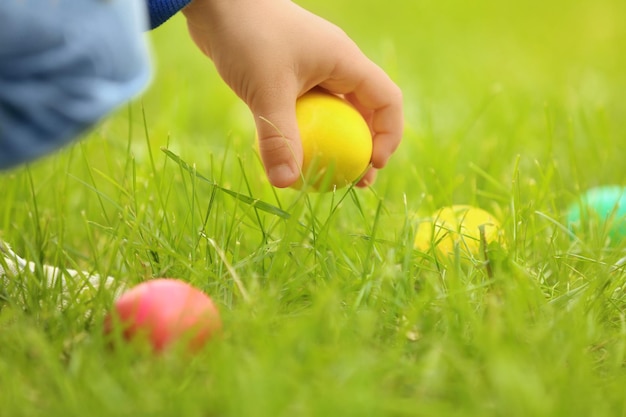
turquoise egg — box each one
[566,186,626,243]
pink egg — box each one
[104,278,222,353]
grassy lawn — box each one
[2,0,626,415]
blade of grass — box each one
[162,148,291,220]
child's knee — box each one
[0,0,152,170]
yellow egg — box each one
[414,205,504,261]
[293,90,372,191]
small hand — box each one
[183,0,403,188]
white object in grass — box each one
[0,240,116,291]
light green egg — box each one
[567,186,626,243]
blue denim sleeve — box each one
[0,0,152,170]
[148,0,192,29]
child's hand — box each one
[183,0,403,188]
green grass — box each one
[2,0,626,415]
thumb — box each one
[253,91,303,188]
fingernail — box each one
[268,164,298,188]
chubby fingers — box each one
[251,85,303,188]
[321,54,404,170]
[357,167,377,188]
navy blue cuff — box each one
[148,0,192,28]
